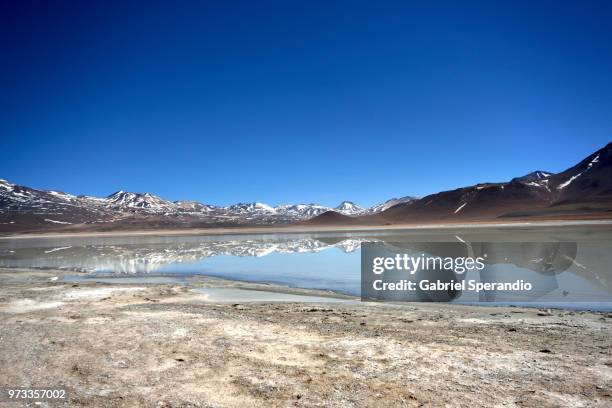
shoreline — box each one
[1,267,611,406]
[2,218,612,240]
[35,269,612,312]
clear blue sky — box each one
[1,1,611,207]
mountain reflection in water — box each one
[0,227,611,309]
[0,237,370,274]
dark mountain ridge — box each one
[2,142,611,233]
[308,142,612,225]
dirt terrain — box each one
[0,268,611,407]
[3,219,612,240]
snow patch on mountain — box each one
[454,202,467,214]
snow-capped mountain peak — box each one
[335,201,366,215]
[105,191,177,212]
[511,171,552,184]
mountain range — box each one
[306,142,612,226]
[1,142,611,233]
[0,177,415,232]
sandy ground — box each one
[0,268,611,407]
[2,219,612,240]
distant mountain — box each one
[511,171,552,184]
[0,179,113,228]
[372,179,552,223]
[225,202,276,215]
[548,143,612,204]
[275,204,331,218]
[306,142,612,225]
[335,201,366,216]
[3,142,611,233]
[0,178,386,232]
[174,201,217,213]
[300,210,360,225]
[367,196,418,213]
[105,191,178,213]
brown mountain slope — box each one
[305,142,612,226]
[549,142,612,205]
[299,211,363,226]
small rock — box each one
[537,309,553,316]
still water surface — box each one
[1,226,611,310]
